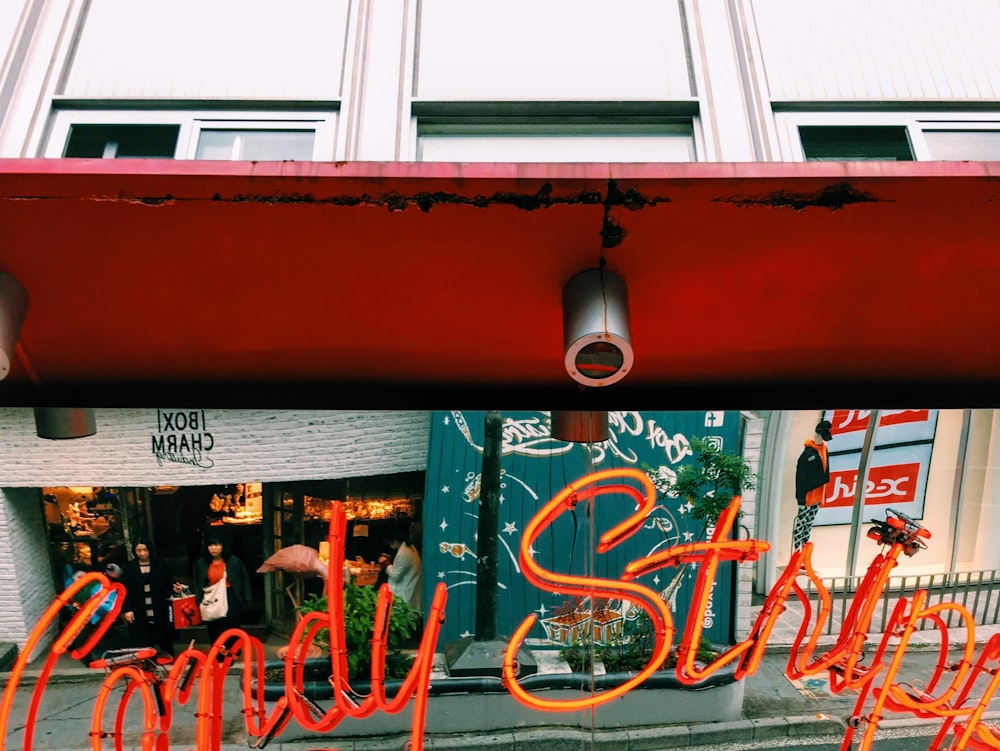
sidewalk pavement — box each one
[5,622,1000,750]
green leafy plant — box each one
[295,585,421,679]
[647,436,757,529]
[560,636,595,674]
[598,612,658,673]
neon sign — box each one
[0,501,447,751]
[502,468,1000,751]
[5,472,1000,750]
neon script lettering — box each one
[0,501,446,751]
[503,468,1000,751]
[7,471,1000,751]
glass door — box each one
[263,485,305,627]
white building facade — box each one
[4,1,999,166]
[0,1,999,656]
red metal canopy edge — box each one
[0,158,997,408]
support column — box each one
[973,411,1000,570]
[686,0,767,161]
[344,0,416,161]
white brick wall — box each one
[0,409,430,485]
[0,487,57,658]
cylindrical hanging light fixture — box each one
[562,268,633,387]
[34,408,97,439]
[0,270,28,382]
[551,411,610,443]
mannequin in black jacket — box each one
[792,419,834,551]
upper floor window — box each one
[194,129,315,161]
[923,129,1000,160]
[46,109,337,161]
[417,124,696,163]
[777,113,1000,162]
[64,124,180,158]
[411,103,699,163]
[799,126,913,161]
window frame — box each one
[407,101,704,163]
[45,108,339,161]
[775,111,1000,162]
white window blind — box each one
[415,0,693,100]
[754,0,1000,101]
[418,130,695,163]
[923,130,1000,160]
[62,0,349,100]
[195,129,316,161]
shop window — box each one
[267,473,425,623]
[44,486,129,588]
[799,125,914,161]
[64,124,180,158]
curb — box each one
[246,715,849,751]
[264,710,1000,750]
[12,711,1000,751]
[762,637,998,656]
[0,666,117,688]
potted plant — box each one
[262,585,422,694]
[295,585,421,679]
[648,436,757,532]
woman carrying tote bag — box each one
[192,535,252,650]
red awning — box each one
[0,158,997,408]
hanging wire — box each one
[585,413,599,751]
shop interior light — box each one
[562,268,633,387]
[0,270,28,382]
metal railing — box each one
[802,569,1000,635]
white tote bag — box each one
[199,571,229,622]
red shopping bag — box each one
[170,589,202,629]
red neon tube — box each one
[504,468,675,711]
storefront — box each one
[39,475,425,630]
[42,483,265,624]
[5,405,1000,661]
[759,408,1000,591]
[0,408,431,653]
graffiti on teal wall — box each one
[423,410,742,647]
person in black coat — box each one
[192,534,252,649]
[122,539,177,656]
